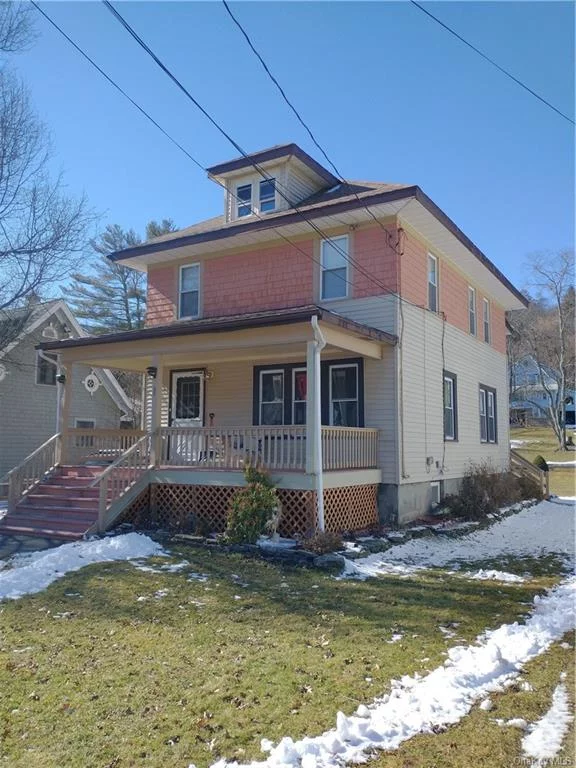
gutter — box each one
[311,316,326,532]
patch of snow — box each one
[479,698,493,711]
[0,533,165,601]
[257,537,297,550]
[521,681,534,692]
[386,634,403,644]
[132,559,189,573]
[467,569,525,583]
[506,718,528,729]
[522,683,574,764]
[340,499,575,580]
[547,460,576,467]
[203,577,575,768]
[343,541,365,554]
[438,626,456,639]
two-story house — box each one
[5,143,527,540]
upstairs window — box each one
[468,287,477,335]
[236,183,252,218]
[428,254,438,312]
[259,178,276,212]
[483,298,491,343]
[321,235,349,300]
[479,385,497,443]
[443,372,457,440]
[36,351,57,385]
[179,264,200,319]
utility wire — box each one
[410,0,574,126]
[221,0,404,247]
[100,0,406,296]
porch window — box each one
[236,183,252,217]
[479,385,497,443]
[321,235,349,300]
[468,287,476,335]
[483,298,491,343]
[428,254,438,312]
[260,370,284,425]
[330,364,358,426]
[179,264,200,319]
[443,372,457,440]
[175,376,201,419]
[36,351,57,385]
[74,418,95,448]
[292,368,307,425]
[259,178,276,213]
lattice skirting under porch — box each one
[119,483,378,537]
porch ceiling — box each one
[39,305,395,372]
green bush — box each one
[226,465,279,544]
[444,461,541,520]
[533,455,549,472]
[302,531,343,554]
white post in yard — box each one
[59,361,72,465]
[149,356,162,467]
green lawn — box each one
[0,543,572,768]
[510,425,576,497]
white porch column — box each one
[149,356,163,467]
[305,341,316,476]
[58,361,72,464]
[309,317,327,532]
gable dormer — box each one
[207,143,339,224]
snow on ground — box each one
[0,533,165,601]
[342,498,575,581]
[203,578,575,768]
[547,460,576,467]
[522,681,574,765]
[468,569,526,583]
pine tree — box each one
[63,220,177,335]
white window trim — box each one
[320,235,350,301]
[292,367,307,425]
[483,298,491,343]
[430,481,441,506]
[259,178,276,213]
[236,182,253,219]
[428,253,438,312]
[36,350,57,386]
[328,362,359,426]
[179,263,201,320]
[479,385,497,443]
[74,418,96,428]
[444,374,456,440]
[259,368,285,425]
[468,286,476,335]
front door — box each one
[170,371,204,462]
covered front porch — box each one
[41,306,396,534]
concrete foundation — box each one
[378,477,462,526]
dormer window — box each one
[259,178,276,212]
[236,183,252,218]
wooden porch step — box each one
[38,485,101,497]
[23,494,100,510]
[10,506,97,523]
[0,519,84,540]
[56,465,106,478]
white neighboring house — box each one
[510,356,575,427]
[0,300,135,479]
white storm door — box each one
[170,371,204,462]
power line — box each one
[100,0,407,298]
[221,0,405,247]
[410,0,574,126]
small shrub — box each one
[516,473,544,501]
[302,531,343,554]
[226,464,279,544]
[533,455,549,472]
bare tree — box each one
[0,4,94,348]
[509,250,575,449]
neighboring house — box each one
[25,143,527,538]
[510,356,575,426]
[0,300,135,479]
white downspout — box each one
[311,316,326,532]
[38,350,61,433]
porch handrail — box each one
[91,433,153,532]
[62,428,146,465]
[321,427,379,470]
[510,448,550,498]
[6,433,61,512]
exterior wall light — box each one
[146,366,158,379]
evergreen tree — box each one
[63,220,177,335]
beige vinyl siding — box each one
[398,303,509,485]
[318,295,398,336]
[0,321,123,477]
[285,163,324,206]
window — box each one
[483,298,491,343]
[236,183,252,217]
[443,372,457,440]
[260,370,284,425]
[330,364,358,426]
[479,385,497,443]
[428,254,438,312]
[36,351,57,385]
[321,235,349,300]
[468,287,476,335]
[259,178,275,213]
[179,264,200,319]
[292,368,307,425]
[74,419,95,448]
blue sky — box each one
[11,1,575,291]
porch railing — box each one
[322,427,379,470]
[157,426,379,472]
[6,433,61,512]
[91,433,153,532]
[62,428,146,465]
[510,448,550,498]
